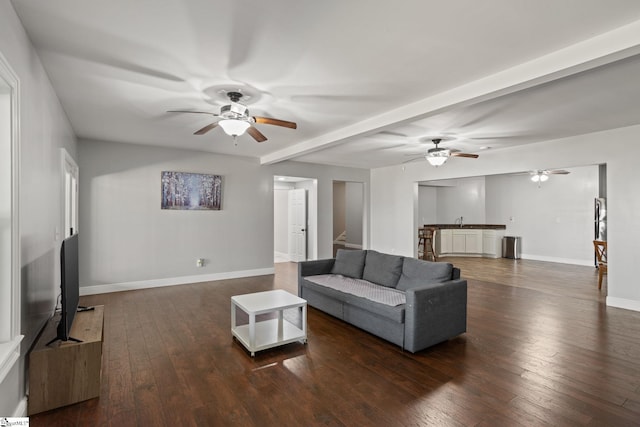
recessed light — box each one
[479,146,491,150]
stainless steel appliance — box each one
[595,198,607,241]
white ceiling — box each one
[11,0,640,169]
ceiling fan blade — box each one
[194,122,218,135]
[253,116,297,129]
[548,169,570,175]
[168,110,218,116]
[247,126,268,142]
[450,152,479,158]
[402,157,425,164]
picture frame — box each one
[161,171,222,210]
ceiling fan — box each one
[168,91,297,144]
[527,169,570,186]
[406,138,479,167]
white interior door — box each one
[288,188,307,262]
[62,149,79,237]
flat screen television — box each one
[47,233,80,345]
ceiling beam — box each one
[261,19,640,165]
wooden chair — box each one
[418,227,437,261]
[593,240,607,290]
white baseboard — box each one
[13,397,28,417]
[606,296,640,312]
[274,251,289,261]
[79,267,275,296]
[521,253,593,266]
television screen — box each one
[56,233,80,342]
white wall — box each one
[78,139,369,290]
[485,166,598,264]
[0,2,77,416]
[435,176,486,224]
[416,167,598,264]
[418,186,437,226]
[371,124,640,312]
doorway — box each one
[273,176,318,263]
[332,181,364,257]
[61,149,79,238]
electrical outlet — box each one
[196,258,205,267]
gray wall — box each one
[345,182,363,246]
[78,139,369,288]
[0,2,77,416]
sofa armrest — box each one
[298,259,335,295]
[404,279,467,353]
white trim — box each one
[0,335,23,384]
[13,396,28,417]
[80,267,276,296]
[61,148,79,238]
[274,251,290,262]
[521,253,593,266]
[606,297,640,313]
[0,49,21,381]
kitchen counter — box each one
[424,224,506,230]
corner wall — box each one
[0,2,77,416]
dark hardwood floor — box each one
[29,257,640,426]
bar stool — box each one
[593,240,607,290]
[418,227,437,261]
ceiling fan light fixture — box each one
[218,119,250,137]
[531,173,549,182]
[426,153,448,167]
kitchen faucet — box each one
[455,216,464,227]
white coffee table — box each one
[231,290,307,357]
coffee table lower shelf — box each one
[232,318,306,356]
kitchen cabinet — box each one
[452,230,482,254]
[438,229,452,254]
[432,225,506,258]
[482,230,505,258]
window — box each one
[0,51,22,383]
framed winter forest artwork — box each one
[161,171,222,210]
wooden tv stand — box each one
[28,305,104,415]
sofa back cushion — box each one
[331,249,367,279]
[362,250,404,288]
[396,258,454,291]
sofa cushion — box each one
[396,258,454,291]
[362,250,404,288]
[331,249,366,279]
[300,278,405,323]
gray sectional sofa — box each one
[298,249,467,353]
